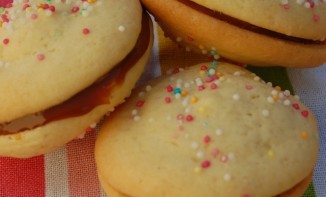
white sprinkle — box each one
[145,85,152,92]
[185,107,191,113]
[267,82,273,87]
[208,68,216,75]
[182,98,188,107]
[232,94,240,100]
[45,10,52,16]
[133,116,140,121]
[175,93,181,99]
[195,78,203,86]
[176,37,182,42]
[184,82,190,89]
[118,25,126,32]
[131,109,138,116]
[214,54,220,59]
[253,76,260,81]
[271,90,278,96]
[90,123,97,128]
[267,96,275,104]
[82,1,89,8]
[215,129,223,136]
[283,99,291,106]
[191,142,199,149]
[224,173,231,181]
[262,109,270,117]
[304,2,311,8]
[297,0,305,4]
[294,95,300,100]
[278,92,285,99]
[196,151,205,159]
[283,90,291,97]
[281,0,288,5]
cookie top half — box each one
[96,62,319,197]
[192,0,326,40]
[0,0,142,122]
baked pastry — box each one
[0,0,153,158]
[141,0,326,67]
[95,61,319,197]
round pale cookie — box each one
[0,3,154,158]
[0,0,141,122]
[141,0,326,67]
[192,0,326,40]
[96,62,319,197]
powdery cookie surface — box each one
[96,62,319,197]
[0,0,142,122]
[192,0,326,40]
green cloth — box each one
[248,66,316,197]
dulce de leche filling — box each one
[0,12,151,135]
[178,0,325,45]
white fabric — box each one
[288,64,326,197]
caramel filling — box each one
[178,0,325,45]
[0,12,151,135]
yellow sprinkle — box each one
[191,96,198,103]
[301,131,309,140]
[194,166,202,173]
[273,95,279,101]
[199,70,206,76]
[181,90,188,97]
[274,86,281,91]
[37,8,43,13]
[0,21,2,28]
[198,44,205,50]
[88,0,97,3]
[267,150,275,157]
[198,107,206,114]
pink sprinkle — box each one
[177,114,184,120]
[205,76,214,83]
[82,28,90,35]
[135,100,145,107]
[210,83,218,90]
[198,85,205,91]
[203,135,211,144]
[220,155,229,163]
[31,14,38,20]
[242,194,251,197]
[49,5,56,12]
[85,127,94,133]
[185,115,194,122]
[245,85,253,90]
[201,160,211,168]
[309,2,315,8]
[301,110,309,117]
[36,54,45,61]
[292,103,300,110]
[283,4,290,10]
[165,97,171,103]
[23,0,29,3]
[211,148,220,157]
[3,38,9,45]
[200,65,208,70]
[166,85,173,92]
[22,4,30,10]
[313,15,320,22]
[72,6,80,13]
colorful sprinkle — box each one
[36,53,45,61]
[211,148,220,157]
[82,28,90,35]
[203,135,211,144]
[220,155,229,163]
[2,38,9,45]
[201,160,211,168]
[223,173,231,181]
[135,100,145,107]
[301,131,309,140]
[301,110,309,117]
[185,115,194,122]
[165,97,172,103]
